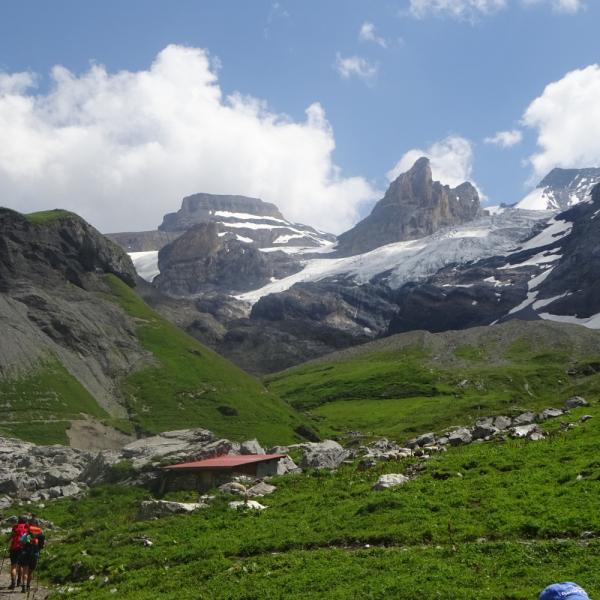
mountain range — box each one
[107,158,600,375]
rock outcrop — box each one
[336,158,487,256]
[153,222,303,295]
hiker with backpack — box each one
[18,516,45,594]
[4,513,29,590]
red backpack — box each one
[10,524,29,552]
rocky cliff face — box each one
[388,183,600,335]
[152,222,303,295]
[336,158,488,255]
[108,193,335,252]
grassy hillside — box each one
[13,402,600,599]
[264,321,600,442]
[105,274,303,446]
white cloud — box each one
[408,0,507,20]
[334,53,379,84]
[484,129,523,147]
[522,64,600,182]
[0,45,379,235]
[387,136,480,192]
[407,0,582,20]
[358,22,387,47]
[521,0,583,13]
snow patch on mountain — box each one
[130,251,160,282]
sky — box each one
[1,0,600,234]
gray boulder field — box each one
[138,500,205,521]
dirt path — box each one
[0,557,53,599]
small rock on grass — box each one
[579,415,594,423]
[229,500,267,510]
[371,474,409,491]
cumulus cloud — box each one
[358,22,387,47]
[0,45,379,234]
[407,0,582,20]
[408,0,507,20]
[522,64,600,182]
[387,136,480,192]
[334,53,379,83]
[484,129,523,147]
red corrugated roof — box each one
[163,454,286,470]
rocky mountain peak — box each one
[335,158,487,256]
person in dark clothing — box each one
[18,517,45,594]
[5,513,29,590]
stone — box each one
[137,500,205,521]
[240,439,264,455]
[229,500,266,510]
[77,450,121,487]
[42,466,81,488]
[61,483,81,498]
[246,482,276,497]
[562,397,587,410]
[298,440,349,470]
[357,458,377,472]
[0,496,12,510]
[438,437,449,445]
[371,474,409,491]
[472,418,499,440]
[218,482,247,495]
[509,424,543,439]
[405,433,437,449]
[538,408,564,421]
[579,415,594,423]
[448,428,472,447]
[513,411,536,426]
[276,455,299,475]
[493,416,512,430]
[581,532,594,539]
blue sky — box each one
[0,0,599,233]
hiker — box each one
[539,582,590,600]
[18,516,45,594]
[4,513,29,590]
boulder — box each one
[538,408,564,421]
[513,411,535,426]
[493,416,512,431]
[579,415,594,423]
[405,433,437,449]
[448,428,472,447]
[246,482,276,497]
[229,500,266,510]
[240,439,263,455]
[509,424,543,439]
[298,440,349,470]
[77,450,121,487]
[371,474,409,491]
[137,500,204,521]
[357,458,377,471]
[276,455,299,475]
[472,418,499,440]
[41,465,81,488]
[562,397,587,410]
[0,496,12,510]
[60,483,81,498]
[218,482,247,495]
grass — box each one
[265,332,600,442]
[22,209,82,225]
[106,274,304,446]
[0,354,109,445]
[13,403,600,599]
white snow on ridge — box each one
[507,267,555,315]
[539,311,600,330]
[517,217,572,251]
[129,251,160,282]
[236,209,556,305]
[515,188,557,211]
[213,211,289,225]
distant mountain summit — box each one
[335,157,488,255]
[515,167,600,211]
[107,193,335,252]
